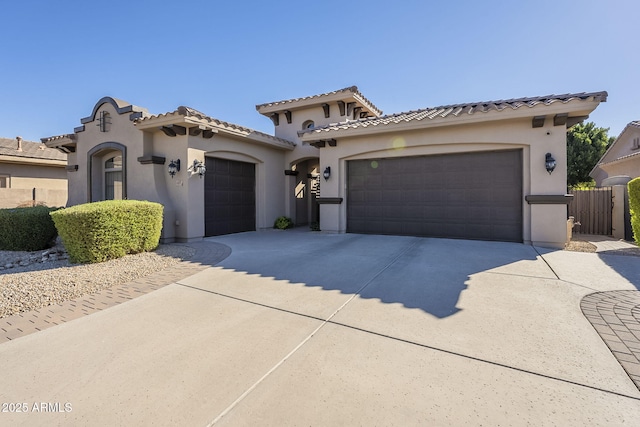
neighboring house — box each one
[43,87,606,248]
[590,120,640,186]
[0,136,67,208]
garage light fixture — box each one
[168,159,180,178]
[323,166,331,181]
[188,159,206,178]
[545,153,556,174]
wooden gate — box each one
[568,187,612,235]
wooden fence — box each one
[568,187,612,235]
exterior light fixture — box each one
[188,159,206,178]
[545,153,556,174]
[168,159,180,178]
[323,166,331,181]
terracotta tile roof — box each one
[256,86,383,116]
[301,91,608,136]
[0,137,67,161]
[136,106,296,147]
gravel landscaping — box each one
[0,239,195,318]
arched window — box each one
[302,120,314,130]
[104,155,123,200]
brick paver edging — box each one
[581,290,640,389]
[0,241,231,344]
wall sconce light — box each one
[323,166,331,181]
[545,153,556,174]
[168,159,180,178]
[188,159,207,178]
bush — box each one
[273,216,294,230]
[0,206,59,251]
[629,177,640,245]
[50,200,163,263]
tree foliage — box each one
[566,122,614,187]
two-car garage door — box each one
[347,149,523,242]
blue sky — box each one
[1,0,637,142]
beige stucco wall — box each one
[0,162,67,189]
[0,162,67,208]
[599,160,639,185]
[61,98,292,243]
[315,118,569,247]
[65,102,144,207]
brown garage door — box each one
[347,149,523,242]
[205,157,255,236]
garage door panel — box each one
[347,150,522,242]
[205,158,255,237]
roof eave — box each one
[301,98,603,143]
[0,155,67,167]
[136,114,295,151]
[257,91,381,117]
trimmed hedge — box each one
[629,177,640,245]
[50,200,163,264]
[0,206,59,251]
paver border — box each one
[581,290,640,389]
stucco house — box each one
[590,120,640,186]
[0,136,67,208]
[43,87,606,248]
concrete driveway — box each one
[1,230,639,426]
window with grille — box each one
[105,155,123,200]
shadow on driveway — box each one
[207,231,543,319]
[597,253,640,290]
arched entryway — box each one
[87,142,127,202]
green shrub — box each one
[50,200,163,264]
[629,177,640,245]
[0,206,59,251]
[273,216,294,230]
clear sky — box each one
[1,0,637,142]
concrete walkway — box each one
[576,233,639,253]
[1,231,639,426]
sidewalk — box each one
[574,233,640,254]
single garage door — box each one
[347,149,523,242]
[204,157,255,236]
